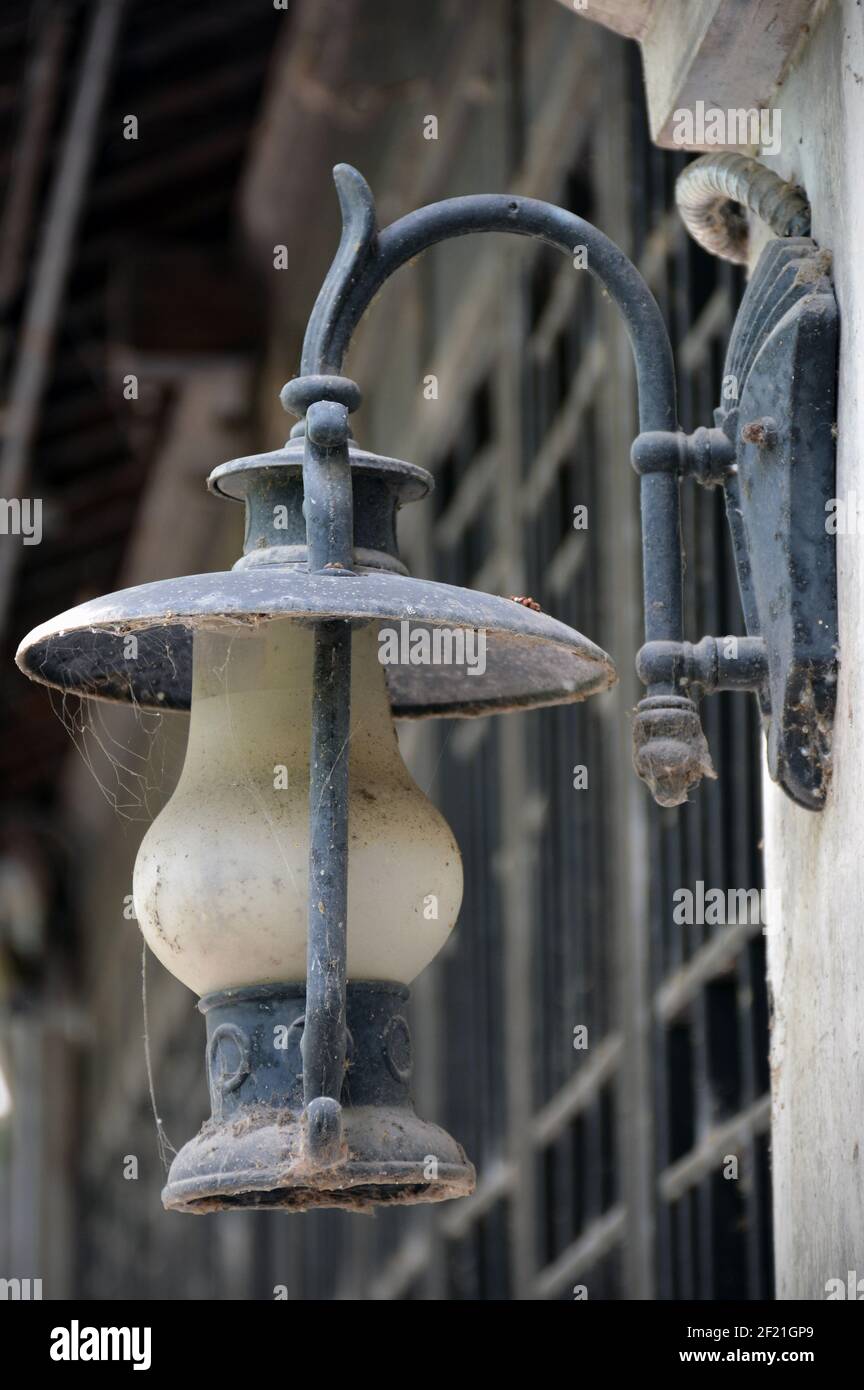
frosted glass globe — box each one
[133,621,462,994]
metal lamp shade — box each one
[15,567,616,718]
[16,439,616,718]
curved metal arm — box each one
[302,166,676,434]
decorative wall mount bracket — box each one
[285,165,839,813]
[636,237,839,809]
[708,238,837,808]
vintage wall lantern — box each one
[15,160,838,1212]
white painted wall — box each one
[758,0,864,1300]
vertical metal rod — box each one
[297,393,356,1161]
[302,400,354,573]
[640,472,683,652]
[302,620,352,1161]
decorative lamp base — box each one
[162,981,475,1214]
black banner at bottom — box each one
[1,1297,859,1374]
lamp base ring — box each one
[161,981,476,1214]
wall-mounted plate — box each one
[716,238,838,809]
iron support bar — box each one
[282,375,361,1163]
[303,398,355,574]
[303,620,352,1164]
[639,471,683,662]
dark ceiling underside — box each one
[0,0,283,802]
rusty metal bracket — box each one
[702,238,837,809]
[636,238,838,808]
[285,169,839,814]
